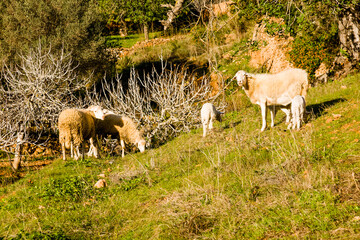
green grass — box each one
[113,34,202,72]
[105,32,162,48]
[1,73,360,239]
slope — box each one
[0,73,359,239]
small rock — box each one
[94,179,107,188]
[326,118,333,124]
[332,114,342,119]
[98,173,105,178]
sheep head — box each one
[87,105,105,120]
[137,139,146,153]
[235,70,249,89]
[216,110,224,122]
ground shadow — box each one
[306,98,346,118]
[273,98,346,127]
[223,120,242,129]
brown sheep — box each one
[88,114,146,157]
[58,106,104,160]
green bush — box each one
[289,36,335,83]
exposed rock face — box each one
[249,17,294,74]
[333,6,360,78]
[212,1,234,17]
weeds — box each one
[39,175,102,202]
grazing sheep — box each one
[288,95,306,130]
[58,106,105,160]
[201,103,224,137]
[88,113,146,157]
[235,68,308,131]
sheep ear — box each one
[219,111,225,115]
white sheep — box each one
[88,113,146,157]
[234,68,308,131]
[58,105,105,160]
[288,95,306,130]
[201,103,224,137]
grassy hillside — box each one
[0,73,359,239]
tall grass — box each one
[105,32,163,48]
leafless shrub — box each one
[0,43,90,169]
[88,60,224,147]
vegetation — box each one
[232,0,360,80]
[0,0,109,76]
[0,73,359,239]
[105,32,163,48]
[0,0,360,238]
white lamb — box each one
[201,103,224,137]
[88,113,146,157]
[234,68,308,131]
[58,105,105,160]
[288,95,306,130]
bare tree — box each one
[87,60,223,147]
[0,42,88,170]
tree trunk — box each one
[119,18,128,37]
[160,0,185,31]
[333,5,360,78]
[144,23,149,41]
[12,124,25,170]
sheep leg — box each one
[209,117,213,130]
[296,111,302,129]
[77,146,81,160]
[287,112,293,130]
[87,144,93,157]
[74,146,80,160]
[70,142,74,159]
[89,137,99,158]
[299,112,304,129]
[260,102,267,132]
[62,143,66,161]
[95,136,102,157]
[81,143,85,160]
[287,121,292,129]
[202,122,207,137]
[292,111,298,130]
[296,118,301,129]
[269,106,277,128]
[293,117,298,130]
[281,108,291,124]
[120,139,125,158]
